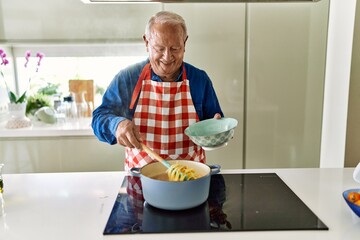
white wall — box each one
[345,1,360,168]
[320,0,357,168]
[0,87,8,122]
[0,45,14,122]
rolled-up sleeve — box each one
[91,61,146,144]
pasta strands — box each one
[166,162,199,181]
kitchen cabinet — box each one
[0,119,124,174]
[0,136,124,173]
[168,1,329,169]
[245,2,329,168]
[0,134,239,173]
[0,0,161,41]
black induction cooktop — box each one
[103,173,328,234]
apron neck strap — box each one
[129,63,186,110]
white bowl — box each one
[184,118,238,148]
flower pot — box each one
[5,102,32,129]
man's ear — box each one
[143,34,149,52]
[184,36,188,52]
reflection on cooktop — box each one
[103,173,328,234]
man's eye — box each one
[154,47,164,52]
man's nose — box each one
[163,49,173,60]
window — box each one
[11,42,147,107]
[16,56,147,107]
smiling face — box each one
[144,23,187,82]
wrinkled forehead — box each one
[148,23,186,43]
[148,22,187,42]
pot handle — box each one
[209,164,221,175]
[130,167,141,177]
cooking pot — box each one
[130,160,221,210]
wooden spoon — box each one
[141,143,190,181]
[141,143,172,169]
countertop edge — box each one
[0,118,94,138]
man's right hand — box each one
[115,119,143,149]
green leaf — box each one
[8,91,17,103]
[16,92,27,103]
[26,93,51,115]
[38,83,59,96]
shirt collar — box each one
[150,64,184,82]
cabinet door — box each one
[246,1,329,168]
[167,3,246,169]
[0,137,124,173]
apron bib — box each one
[125,63,205,171]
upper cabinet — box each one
[0,0,161,41]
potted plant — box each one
[0,48,45,128]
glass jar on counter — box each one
[72,91,89,118]
[57,95,78,119]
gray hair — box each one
[145,11,188,41]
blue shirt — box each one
[92,59,223,145]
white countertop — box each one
[0,168,359,240]
[0,118,93,137]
